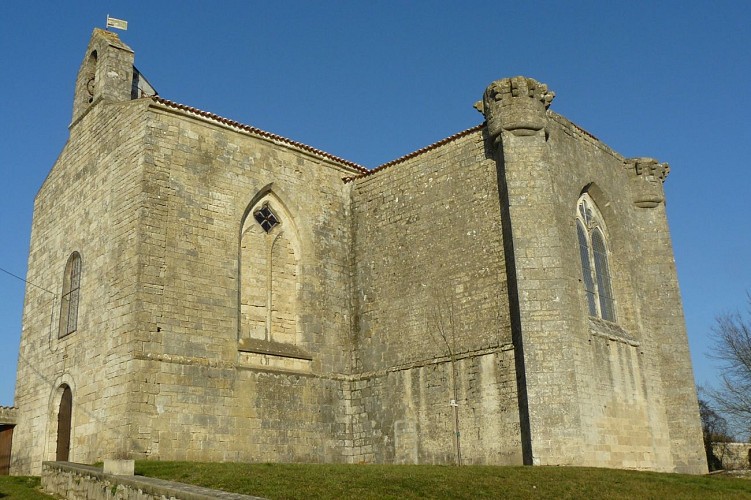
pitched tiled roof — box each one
[343,123,485,183]
[149,96,369,174]
[147,96,490,183]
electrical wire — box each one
[0,266,56,296]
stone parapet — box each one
[0,406,17,425]
[712,442,751,470]
[42,461,266,500]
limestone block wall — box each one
[128,358,345,463]
[515,111,704,472]
[712,443,751,470]
[13,31,708,474]
[350,128,522,464]
[477,73,704,473]
[531,114,670,469]
[11,99,152,475]
[625,180,707,473]
[135,103,356,371]
[122,102,360,462]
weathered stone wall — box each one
[11,97,151,475]
[478,75,705,473]
[136,103,356,372]
[127,358,346,463]
[13,27,363,472]
[532,113,675,470]
[0,407,16,425]
[350,129,522,464]
[12,29,707,475]
[121,101,358,463]
[540,113,704,472]
[712,442,751,470]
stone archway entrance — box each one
[55,385,72,461]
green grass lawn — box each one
[5,463,750,499]
[134,462,751,499]
[0,476,55,499]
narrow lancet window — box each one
[240,194,300,347]
[592,229,615,321]
[577,221,597,316]
[59,252,82,338]
[576,195,616,322]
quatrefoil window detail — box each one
[253,204,280,233]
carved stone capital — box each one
[475,76,555,144]
[625,157,670,208]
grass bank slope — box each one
[0,476,55,499]
[136,462,751,499]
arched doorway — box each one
[55,385,72,461]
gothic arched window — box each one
[59,252,82,338]
[576,195,615,322]
[240,195,300,347]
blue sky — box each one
[1,1,749,408]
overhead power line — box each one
[0,266,56,296]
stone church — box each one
[10,29,707,475]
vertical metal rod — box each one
[451,356,462,466]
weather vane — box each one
[106,15,128,31]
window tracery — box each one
[253,204,279,233]
[576,195,615,322]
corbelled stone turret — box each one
[476,76,555,143]
[625,157,670,208]
[626,158,670,208]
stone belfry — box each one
[71,29,155,126]
[71,29,134,125]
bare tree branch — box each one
[698,393,732,471]
[427,287,462,466]
[708,294,751,439]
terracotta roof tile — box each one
[147,96,489,183]
[149,96,368,174]
[343,123,485,183]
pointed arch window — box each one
[59,252,82,338]
[240,194,301,348]
[576,195,616,322]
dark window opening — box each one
[59,252,82,338]
[253,205,280,233]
